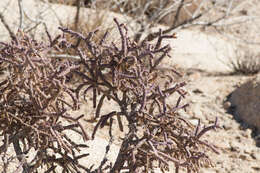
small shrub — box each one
[229,50,260,75]
[0,19,219,173]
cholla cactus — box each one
[60,18,219,172]
[0,19,219,173]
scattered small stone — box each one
[223,101,231,110]
[250,153,257,160]
[250,150,260,160]
[189,119,199,126]
[188,72,201,81]
[229,153,238,158]
[235,136,241,142]
[252,167,260,171]
[238,154,247,160]
[229,141,240,152]
[222,124,232,130]
[243,147,252,155]
[192,103,203,119]
[192,88,203,94]
[241,129,251,138]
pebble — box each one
[238,154,248,160]
[222,124,232,130]
[250,153,257,160]
[193,103,203,119]
[241,129,251,138]
[229,141,241,152]
[223,101,231,110]
[189,119,199,126]
[192,88,203,94]
[252,167,260,171]
[250,150,260,160]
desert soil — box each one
[180,72,260,173]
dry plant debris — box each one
[0,19,219,173]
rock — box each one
[159,28,236,73]
[229,74,260,133]
[0,0,135,42]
